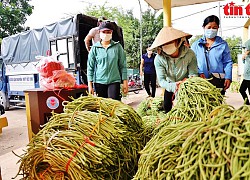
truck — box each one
[0,14,124,110]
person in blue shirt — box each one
[239,39,250,105]
[87,21,128,100]
[191,15,233,95]
[140,46,157,97]
[150,26,198,113]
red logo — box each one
[223,1,250,17]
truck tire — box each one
[0,91,9,110]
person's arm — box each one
[87,48,96,94]
[84,28,97,52]
[222,43,233,81]
[154,56,177,92]
[84,34,94,52]
[222,43,233,90]
[188,51,198,77]
[118,44,128,94]
[140,58,144,76]
[242,50,250,61]
[191,41,205,78]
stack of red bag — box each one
[36,56,76,90]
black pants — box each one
[164,90,175,113]
[144,73,156,97]
[239,79,250,105]
[94,82,121,100]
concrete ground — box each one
[0,88,245,180]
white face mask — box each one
[162,42,177,55]
[162,38,186,55]
[100,32,112,41]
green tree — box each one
[141,9,163,53]
[0,0,33,38]
[225,36,242,63]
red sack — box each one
[37,56,64,78]
[52,70,76,89]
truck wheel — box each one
[0,91,9,110]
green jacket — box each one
[87,40,127,84]
[154,46,198,92]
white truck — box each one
[0,14,124,110]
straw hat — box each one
[149,26,192,50]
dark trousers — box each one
[239,79,250,105]
[94,82,121,100]
[144,73,156,97]
[164,90,175,113]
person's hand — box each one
[199,73,206,79]
[224,79,231,90]
[242,53,247,60]
[122,80,128,94]
[176,78,187,89]
[88,82,94,95]
[140,71,143,76]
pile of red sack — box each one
[36,56,76,90]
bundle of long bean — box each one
[134,104,250,179]
[136,97,164,117]
[16,96,145,179]
[155,77,224,132]
[136,97,167,140]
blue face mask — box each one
[204,29,218,39]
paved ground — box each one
[0,88,245,180]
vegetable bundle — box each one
[134,104,250,179]
[16,96,145,180]
[155,77,224,132]
[136,97,167,139]
[137,97,165,117]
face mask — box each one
[100,32,112,41]
[204,29,218,39]
[162,42,177,55]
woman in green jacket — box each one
[150,27,198,113]
[87,21,128,100]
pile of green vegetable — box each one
[136,97,167,140]
[134,104,250,179]
[137,97,164,117]
[16,96,145,180]
[154,77,224,132]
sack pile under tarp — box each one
[15,96,146,180]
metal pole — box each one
[163,0,171,27]
[138,0,143,60]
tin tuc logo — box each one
[223,1,250,18]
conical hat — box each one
[149,26,192,50]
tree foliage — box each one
[0,0,33,38]
[224,35,242,64]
